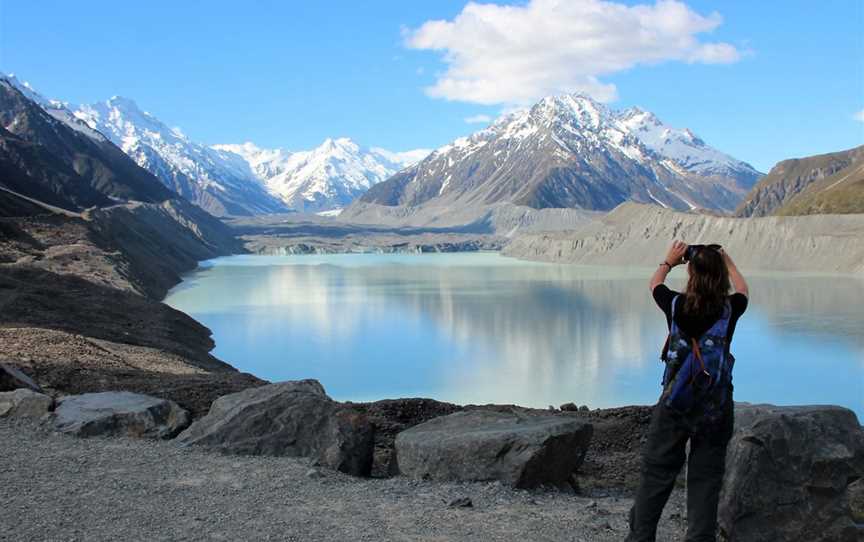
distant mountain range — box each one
[12,72,860,223]
[214,139,429,213]
[736,145,864,217]
[72,96,289,217]
[357,94,762,214]
[3,74,428,216]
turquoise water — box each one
[165,253,864,419]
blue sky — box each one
[1,0,861,172]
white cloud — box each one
[405,0,741,105]
[854,109,864,122]
[464,114,492,124]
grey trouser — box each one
[625,401,732,542]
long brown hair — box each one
[684,247,730,318]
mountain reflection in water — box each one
[165,253,864,418]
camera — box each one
[684,244,722,262]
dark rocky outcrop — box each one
[176,380,374,476]
[51,391,191,439]
[353,397,464,477]
[0,362,42,392]
[0,389,53,418]
[719,404,864,542]
[394,409,593,489]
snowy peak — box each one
[75,96,181,144]
[214,138,430,213]
[613,104,752,177]
[1,73,108,143]
[531,94,610,130]
[67,94,288,217]
[360,92,763,213]
[212,142,292,178]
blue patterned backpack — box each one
[660,295,735,425]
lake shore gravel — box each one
[0,418,688,542]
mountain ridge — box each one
[0,76,175,211]
[503,202,864,275]
[356,93,762,217]
[72,96,290,217]
[214,138,430,213]
[736,145,864,217]
[4,72,429,217]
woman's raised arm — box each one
[723,250,749,297]
[649,241,688,291]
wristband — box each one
[660,261,673,270]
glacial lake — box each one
[165,253,864,419]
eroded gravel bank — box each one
[0,418,688,542]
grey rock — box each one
[305,468,324,479]
[394,410,593,489]
[0,389,53,419]
[176,380,374,477]
[448,497,473,508]
[0,363,42,393]
[719,404,864,542]
[52,391,190,439]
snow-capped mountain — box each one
[215,139,430,212]
[72,97,289,217]
[616,107,758,186]
[3,74,109,144]
[359,94,762,213]
[0,74,175,211]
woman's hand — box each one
[650,240,687,291]
[664,240,688,267]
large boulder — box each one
[175,380,374,477]
[394,409,593,489]
[0,389,53,419]
[719,404,864,542]
[0,363,42,393]
[52,391,190,439]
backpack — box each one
[660,295,735,425]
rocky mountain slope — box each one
[0,75,260,414]
[5,73,428,217]
[355,94,761,219]
[215,139,429,213]
[776,157,864,215]
[0,76,174,211]
[503,202,864,274]
[736,145,864,217]
[71,96,289,217]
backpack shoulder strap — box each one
[661,295,681,361]
[670,294,680,333]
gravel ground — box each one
[0,419,688,542]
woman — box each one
[626,241,749,542]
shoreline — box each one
[3,204,862,480]
[2,205,863,540]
